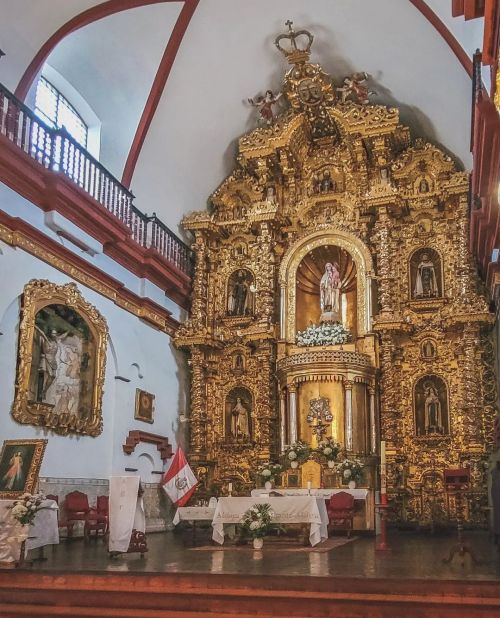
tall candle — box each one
[228,482,232,494]
[307,481,312,491]
[380,440,386,466]
[380,440,387,498]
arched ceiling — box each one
[0,0,485,234]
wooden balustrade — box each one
[0,83,193,279]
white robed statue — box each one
[109,476,146,554]
[414,254,438,298]
[320,262,341,323]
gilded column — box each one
[368,385,377,454]
[344,380,354,452]
[189,347,207,458]
[279,389,287,452]
[288,383,298,445]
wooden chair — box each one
[46,494,75,540]
[326,491,355,537]
[84,495,109,543]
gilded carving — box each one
[176,23,497,523]
[12,280,107,437]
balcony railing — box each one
[0,83,193,278]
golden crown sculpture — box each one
[275,20,314,64]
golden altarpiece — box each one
[176,24,497,527]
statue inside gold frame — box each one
[12,280,107,437]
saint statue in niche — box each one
[422,340,436,359]
[413,253,439,299]
[320,262,341,323]
[415,376,448,436]
[230,397,250,439]
[227,270,254,316]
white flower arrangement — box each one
[9,492,45,526]
[241,503,274,539]
[296,322,352,347]
[283,441,310,467]
[256,461,283,483]
[335,458,363,484]
[316,437,341,462]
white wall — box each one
[0,240,186,482]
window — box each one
[34,76,88,148]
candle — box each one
[307,481,312,491]
[228,482,232,494]
[380,440,387,498]
[380,440,386,466]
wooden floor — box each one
[1,530,500,617]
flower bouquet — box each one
[256,461,283,486]
[9,492,45,526]
[283,440,310,469]
[241,503,274,548]
[316,437,342,468]
[296,322,352,347]
[336,458,363,487]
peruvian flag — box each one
[161,448,198,506]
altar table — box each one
[212,496,328,546]
[250,488,374,530]
[172,506,216,525]
[0,499,59,564]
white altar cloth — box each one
[0,499,59,563]
[173,506,216,525]
[250,488,369,500]
[212,496,328,546]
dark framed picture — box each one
[135,389,155,424]
[0,439,47,499]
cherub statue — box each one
[247,90,282,125]
[337,72,375,105]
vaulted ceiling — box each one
[0,0,484,233]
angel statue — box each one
[337,72,376,105]
[247,90,282,125]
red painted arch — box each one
[121,0,199,188]
[14,0,183,101]
[409,0,473,77]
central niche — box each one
[296,245,357,336]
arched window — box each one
[34,76,88,148]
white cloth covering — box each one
[0,499,59,562]
[172,506,216,525]
[212,496,328,546]
[109,476,145,553]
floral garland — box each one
[256,461,283,483]
[296,322,352,347]
[336,458,364,483]
[283,440,310,466]
[241,503,274,539]
[316,437,342,462]
[9,492,45,526]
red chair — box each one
[326,491,355,537]
[63,491,91,540]
[84,495,109,543]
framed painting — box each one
[135,389,155,424]
[12,280,108,437]
[0,439,47,499]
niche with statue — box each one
[227,269,255,317]
[414,375,449,437]
[409,248,443,300]
[225,387,252,442]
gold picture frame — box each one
[0,439,47,499]
[12,279,108,436]
[135,389,155,424]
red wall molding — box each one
[0,132,191,309]
[123,430,173,462]
[121,0,199,188]
[0,209,179,334]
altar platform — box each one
[1,530,500,617]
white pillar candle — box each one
[307,481,312,491]
[228,482,232,493]
[381,440,386,466]
[288,385,298,444]
[380,440,387,496]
